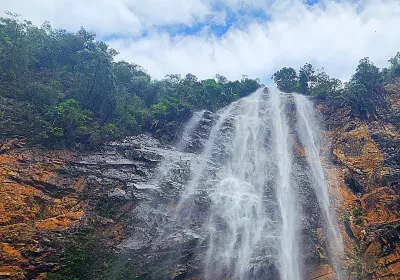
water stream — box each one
[270,89,300,280]
[294,93,345,278]
[148,88,344,279]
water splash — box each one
[176,110,206,151]
[204,89,271,279]
[144,88,345,280]
[144,111,206,190]
[294,93,345,278]
[270,89,300,280]
[174,102,236,217]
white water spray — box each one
[174,102,236,215]
[270,89,300,280]
[176,110,206,151]
[294,93,344,278]
[147,88,345,280]
[204,89,270,279]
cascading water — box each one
[142,110,206,191]
[144,88,344,280]
[270,89,300,280]
[294,94,345,278]
[203,89,271,279]
[174,103,235,217]
[176,110,206,151]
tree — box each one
[310,69,342,100]
[185,73,198,82]
[272,67,298,93]
[203,79,222,108]
[239,76,261,97]
[216,74,228,84]
[383,52,400,81]
[344,57,385,119]
[0,14,262,148]
[298,63,315,95]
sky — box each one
[1,0,400,83]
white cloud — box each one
[207,0,269,11]
[2,0,400,82]
[108,0,400,82]
[128,0,212,27]
[0,0,213,35]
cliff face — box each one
[0,84,399,279]
[321,80,400,279]
[0,140,85,279]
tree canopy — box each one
[0,14,262,148]
[1,12,398,146]
[272,54,400,120]
[272,67,298,93]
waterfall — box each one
[143,111,206,190]
[147,88,344,280]
[294,93,345,278]
[176,110,206,151]
[204,89,270,279]
[174,103,236,217]
[270,89,300,280]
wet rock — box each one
[304,264,335,280]
[321,83,400,279]
[2,84,400,280]
[107,188,132,200]
[0,140,84,279]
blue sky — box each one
[155,4,269,38]
[102,1,319,41]
[2,0,400,83]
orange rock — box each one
[361,187,399,227]
[0,265,25,280]
[0,144,87,279]
[333,126,384,175]
[35,211,84,230]
[304,264,335,280]
[0,242,27,262]
[324,94,400,279]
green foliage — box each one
[57,99,91,127]
[103,257,137,280]
[351,253,363,278]
[203,78,222,108]
[151,102,168,117]
[311,70,342,100]
[0,13,262,148]
[272,67,298,93]
[343,212,350,222]
[298,63,315,95]
[272,56,392,120]
[273,64,343,99]
[344,58,386,119]
[45,231,109,280]
[383,52,400,81]
[351,207,364,225]
[45,230,136,280]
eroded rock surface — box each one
[0,82,399,279]
[0,139,84,279]
[320,81,400,280]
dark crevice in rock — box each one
[8,175,76,199]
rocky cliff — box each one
[0,140,84,279]
[321,79,400,279]
[0,84,399,279]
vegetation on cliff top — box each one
[0,13,261,148]
[1,12,399,148]
[273,54,400,120]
